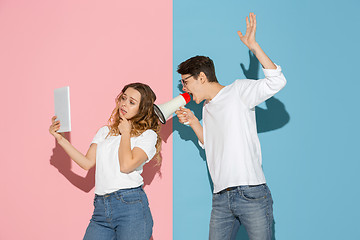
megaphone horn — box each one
[154,93,191,124]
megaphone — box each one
[154,93,191,124]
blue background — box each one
[173,0,360,239]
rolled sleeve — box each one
[236,63,286,109]
[263,64,287,91]
[262,64,283,77]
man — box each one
[175,13,286,240]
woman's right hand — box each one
[49,116,63,142]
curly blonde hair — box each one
[107,83,162,164]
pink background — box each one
[0,0,172,239]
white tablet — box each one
[54,86,71,132]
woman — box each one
[49,83,161,240]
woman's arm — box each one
[117,113,149,174]
[49,116,96,170]
[118,132,149,173]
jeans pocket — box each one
[139,189,150,206]
[242,185,267,201]
[212,192,222,201]
[119,190,142,204]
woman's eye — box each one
[121,96,126,101]
[130,101,135,105]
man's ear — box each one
[199,72,207,84]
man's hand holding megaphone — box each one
[175,107,197,126]
[175,107,204,145]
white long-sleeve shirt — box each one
[200,65,286,193]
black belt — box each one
[217,186,238,194]
[217,184,265,194]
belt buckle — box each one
[223,186,236,193]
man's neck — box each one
[206,82,225,101]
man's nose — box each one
[182,86,188,92]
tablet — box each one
[54,86,71,132]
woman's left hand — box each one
[118,112,131,135]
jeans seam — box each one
[228,192,237,240]
[103,198,113,226]
[266,187,273,239]
[137,190,151,239]
[140,196,147,239]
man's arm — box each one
[237,13,276,70]
[236,13,286,109]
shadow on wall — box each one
[50,132,95,192]
[241,51,290,134]
[172,87,214,193]
[173,51,289,240]
[142,117,173,188]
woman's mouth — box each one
[120,109,127,115]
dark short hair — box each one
[177,56,218,83]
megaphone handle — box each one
[179,106,190,125]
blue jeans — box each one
[209,184,274,240]
[83,186,153,240]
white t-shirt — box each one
[91,126,157,195]
[201,65,286,193]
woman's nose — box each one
[182,86,188,92]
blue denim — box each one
[83,186,153,240]
[209,184,274,240]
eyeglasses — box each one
[180,74,194,87]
